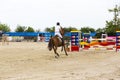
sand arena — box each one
[0,42,120,80]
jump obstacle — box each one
[70,30,119,52]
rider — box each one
[55,22,64,45]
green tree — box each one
[80,27,95,33]
[109,5,120,28]
[36,29,41,32]
[0,23,11,32]
[45,26,78,33]
[105,21,116,36]
[45,27,51,32]
[106,5,120,36]
[118,18,120,29]
[44,26,55,32]
[64,27,78,32]
[15,25,27,32]
[25,27,35,32]
[95,28,105,38]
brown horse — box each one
[48,27,68,58]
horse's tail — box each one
[48,36,53,51]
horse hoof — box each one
[55,56,58,58]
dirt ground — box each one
[0,42,120,80]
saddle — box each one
[55,35,64,46]
[55,35,62,42]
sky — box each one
[0,0,120,31]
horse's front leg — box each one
[53,46,59,58]
[61,39,64,52]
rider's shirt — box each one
[55,25,62,38]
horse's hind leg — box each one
[63,45,68,56]
[61,46,63,52]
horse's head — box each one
[59,26,64,37]
[48,37,53,51]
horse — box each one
[48,27,68,58]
